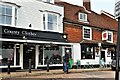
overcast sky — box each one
[61,0,115,15]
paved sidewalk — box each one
[0,68,111,79]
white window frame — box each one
[83,27,92,40]
[78,12,87,22]
[43,12,59,32]
[0,3,17,26]
[107,31,113,43]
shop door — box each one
[23,45,35,69]
[101,51,106,62]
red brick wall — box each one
[113,32,117,44]
[92,28,102,41]
[64,24,82,43]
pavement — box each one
[0,68,111,79]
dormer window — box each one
[78,13,87,22]
[42,0,54,4]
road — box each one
[2,71,115,80]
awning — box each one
[80,40,116,46]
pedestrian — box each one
[63,50,70,74]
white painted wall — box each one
[72,43,81,64]
[35,45,39,69]
[20,44,23,69]
[1,0,64,33]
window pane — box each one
[6,16,12,24]
[0,48,14,66]
[84,28,90,39]
[48,14,53,22]
[6,7,12,15]
[38,46,43,65]
[48,22,53,30]
[16,45,20,65]
[2,15,5,24]
[0,6,2,14]
[2,6,5,14]
[81,45,95,59]
[0,15,2,24]
[48,14,57,30]
[44,46,62,65]
[108,33,112,41]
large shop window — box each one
[0,3,17,25]
[43,13,59,32]
[0,43,14,66]
[83,27,92,40]
[38,45,62,65]
[81,44,95,59]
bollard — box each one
[7,58,10,74]
[63,62,64,71]
[29,59,31,73]
[47,59,49,72]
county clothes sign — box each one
[115,0,120,18]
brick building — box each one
[55,0,118,66]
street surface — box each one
[22,71,115,78]
[2,71,115,80]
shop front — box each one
[80,40,116,66]
[0,25,72,71]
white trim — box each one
[43,46,45,65]
[0,66,21,68]
[100,10,115,19]
[35,45,39,69]
[20,44,23,69]
[37,64,63,67]
[14,44,16,66]
[83,26,92,40]
[0,38,72,45]
[12,6,16,26]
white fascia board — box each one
[0,38,72,45]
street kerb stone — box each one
[0,68,111,79]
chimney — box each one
[83,0,91,10]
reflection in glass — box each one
[44,46,62,65]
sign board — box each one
[102,31,108,40]
[115,0,120,18]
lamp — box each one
[23,36,27,45]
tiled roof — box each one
[55,2,118,31]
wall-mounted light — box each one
[29,24,32,27]
[63,34,67,39]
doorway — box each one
[23,45,35,69]
[101,51,106,62]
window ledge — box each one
[78,20,89,24]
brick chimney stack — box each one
[83,0,91,10]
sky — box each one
[61,0,115,15]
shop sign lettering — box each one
[3,29,37,36]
